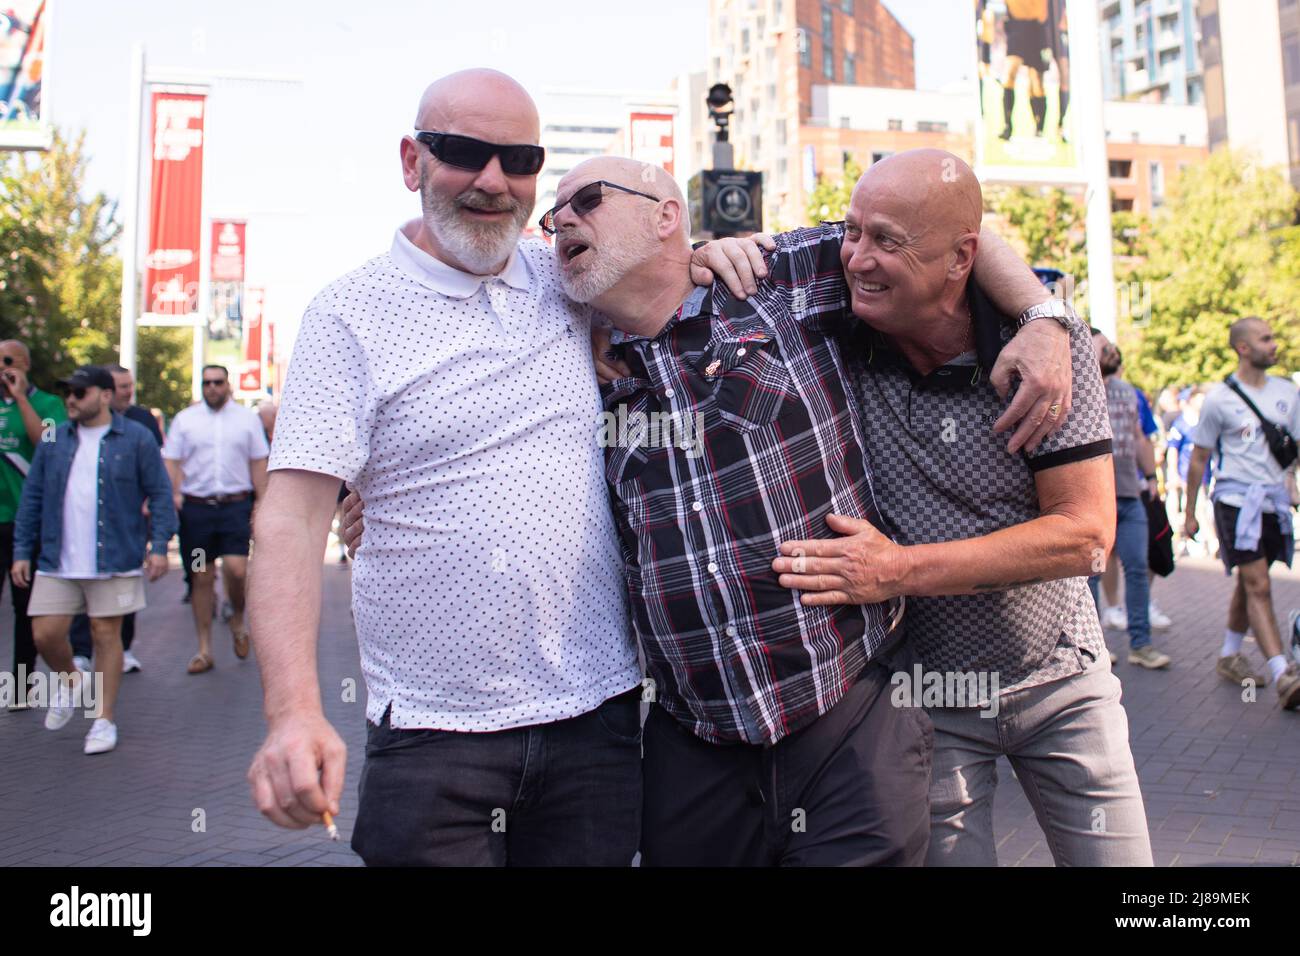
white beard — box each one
[560,223,660,303]
[421,179,531,276]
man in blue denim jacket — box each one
[11,366,177,754]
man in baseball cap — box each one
[12,364,177,754]
[56,365,117,394]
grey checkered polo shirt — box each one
[844,285,1113,693]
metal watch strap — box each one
[1018,299,1078,331]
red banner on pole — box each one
[629,112,674,177]
[144,90,205,316]
[210,220,245,284]
[239,287,264,393]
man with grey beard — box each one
[246,69,771,866]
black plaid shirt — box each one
[602,225,898,745]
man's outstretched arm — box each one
[247,468,348,829]
[688,226,1074,453]
[772,455,1116,604]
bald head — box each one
[1228,315,1279,371]
[414,69,539,142]
[558,157,686,226]
[0,340,31,366]
[840,149,985,348]
[855,149,982,237]
[401,69,540,276]
[549,157,689,308]
[1229,316,1268,351]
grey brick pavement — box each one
[1,554,1298,866]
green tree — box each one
[805,158,862,225]
[984,185,1088,282]
[0,131,192,416]
[1119,150,1300,397]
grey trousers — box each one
[925,652,1153,866]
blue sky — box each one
[43,0,974,342]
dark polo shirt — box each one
[844,286,1113,692]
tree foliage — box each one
[984,185,1088,282]
[0,131,192,416]
[1117,150,1300,397]
[805,158,862,224]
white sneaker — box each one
[83,718,117,755]
[44,673,80,731]
[1148,602,1173,630]
[122,651,142,673]
[1101,605,1127,630]
[72,656,91,673]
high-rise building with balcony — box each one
[1099,0,1203,105]
[708,0,914,228]
[1199,0,1300,189]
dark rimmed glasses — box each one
[538,180,661,236]
[413,130,545,176]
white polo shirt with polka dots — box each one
[270,225,640,731]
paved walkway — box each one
[1,553,1298,866]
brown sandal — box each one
[232,630,250,660]
[187,653,214,674]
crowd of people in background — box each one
[1085,317,1300,709]
[0,342,277,754]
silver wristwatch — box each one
[1018,298,1079,331]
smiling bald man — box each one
[771,149,1153,866]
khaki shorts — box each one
[28,574,147,618]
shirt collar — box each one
[610,284,712,346]
[859,281,1008,388]
[390,225,531,299]
[70,412,123,435]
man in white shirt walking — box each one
[1185,317,1300,709]
[247,69,650,866]
[163,364,269,675]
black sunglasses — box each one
[202,378,226,387]
[538,180,661,236]
[64,386,90,400]
[414,130,544,177]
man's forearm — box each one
[16,394,44,446]
[1137,438,1157,481]
[250,458,269,499]
[1185,449,1210,514]
[164,459,183,497]
[974,227,1051,316]
[897,514,1106,597]
[249,504,331,721]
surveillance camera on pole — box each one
[689,82,762,240]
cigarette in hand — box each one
[322,811,339,841]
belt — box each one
[183,492,251,506]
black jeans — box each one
[351,687,643,866]
[0,522,37,689]
[70,612,136,659]
[641,663,934,866]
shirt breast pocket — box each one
[602,390,653,486]
[708,335,798,432]
[108,451,135,484]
